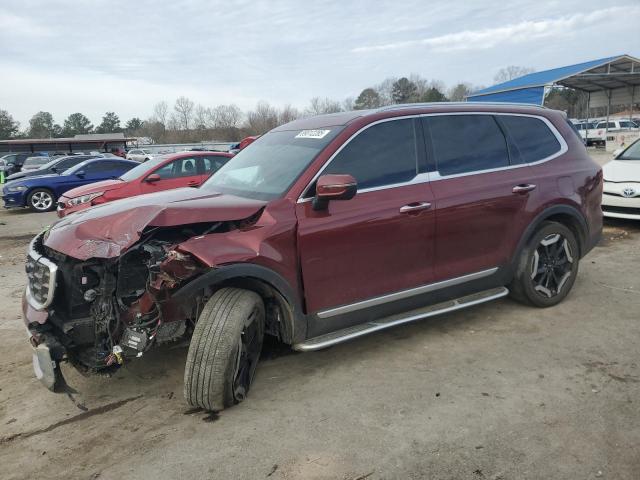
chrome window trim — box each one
[297,114,425,203]
[316,267,498,318]
[297,111,568,202]
[423,112,569,181]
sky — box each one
[1,0,638,127]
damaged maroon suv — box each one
[23,103,602,411]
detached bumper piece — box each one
[30,334,67,392]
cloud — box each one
[0,11,51,37]
[351,6,639,53]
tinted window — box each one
[322,118,418,189]
[154,157,199,179]
[202,155,229,174]
[426,115,508,176]
[55,157,88,170]
[499,115,562,164]
[84,161,126,173]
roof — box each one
[275,102,551,131]
[73,133,126,140]
[469,54,640,99]
[0,135,136,145]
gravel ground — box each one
[1,149,638,480]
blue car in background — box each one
[2,158,137,212]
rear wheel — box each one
[510,222,579,307]
[27,188,55,212]
[184,288,264,411]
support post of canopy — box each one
[605,89,611,145]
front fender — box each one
[163,263,306,343]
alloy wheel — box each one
[31,191,53,211]
[530,233,574,298]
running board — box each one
[293,287,509,352]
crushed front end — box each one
[23,226,211,391]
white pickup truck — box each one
[572,121,605,146]
[572,119,639,147]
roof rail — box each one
[377,101,548,112]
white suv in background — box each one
[594,119,639,132]
[126,148,154,162]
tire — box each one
[27,188,56,212]
[509,221,580,308]
[184,288,265,411]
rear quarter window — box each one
[498,115,562,164]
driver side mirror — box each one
[312,174,357,211]
[75,170,85,178]
[145,173,161,183]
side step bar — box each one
[293,286,509,352]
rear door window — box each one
[154,157,199,179]
[498,115,562,164]
[425,115,509,176]
[202,155,229,175]
[322,118,418,190]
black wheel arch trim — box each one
[168,263,306,343]
[513,204,589,269]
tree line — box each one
[0,66,602,143]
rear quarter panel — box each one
[523,112,602,251]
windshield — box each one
[619,140,640,160]
[201,128,342,200]
[119,155,172,181]
[23,157,51,167]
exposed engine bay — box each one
[26,217,260,387]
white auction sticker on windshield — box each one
[295,129,331,139]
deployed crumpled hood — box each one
[44,188,267,260]
[603,159,640,182]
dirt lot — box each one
[1,150,639,480]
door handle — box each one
[187,181,199,186]
[512,184,536,194]
[399,202,432,213]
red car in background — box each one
[57,151,232,217]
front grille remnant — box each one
[25,238,58,310]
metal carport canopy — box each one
[466,54,640,108]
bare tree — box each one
[409,73,429,99]
[174,96,194,130]
[342,97,355,111]
[493,66,535,83]
[194,104,209,130]
[278,104,300,125]
[305,97,342,116]
[374,77,398,105]
[210,104,242,130]
[152,101,169,126]
[448,83,473,101]
[245,101,279,135]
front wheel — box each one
[184,288,265,411]
[27,188,55,212]
[510,222,580,308]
